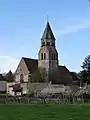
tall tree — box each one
[81,55,90,84]
[82,55,90,72]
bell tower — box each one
[38,21,58,81]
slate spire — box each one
[41,21,55,41]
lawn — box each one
[0,104,90,120]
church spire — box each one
[41,21,56,41]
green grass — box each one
[0,104,90,120]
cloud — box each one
[55,20,90,36]
[0,56,19,73]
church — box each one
[7,21,79,95]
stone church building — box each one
[7,21,79,95]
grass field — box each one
[0,104,90,120]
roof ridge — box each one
[22,57,38,72]
[58,65,66,67]
[22,57,38,61]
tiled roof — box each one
[54,66,72,84]
[58,66,70,75]
[22,57,38,72]
[70,72,80,81]
[41,22,55,41]
[57,66,71,79]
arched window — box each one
[44,53,46,60]
[20,74,24,83]
[41,53,43,60]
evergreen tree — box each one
[81,55,90,84]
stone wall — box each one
[15,58,29,82]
